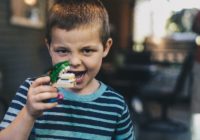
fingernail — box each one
[57,93,64,100]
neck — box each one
[70,79,100,95]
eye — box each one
[55,48,70,55]
[82,48,95,55]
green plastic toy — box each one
[49,61,70,83]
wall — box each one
[102,0,134,49]
[0,1,51,105]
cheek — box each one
[49,52,57,64]
[87,57,103,72]
[49,52,63,65]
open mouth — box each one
[68,71,87,83]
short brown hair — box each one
[46,0,110,45]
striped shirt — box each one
[0,78,135,140]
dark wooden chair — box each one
[138,53,194,132]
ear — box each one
[103,38,113,58]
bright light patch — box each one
[24,0,37,6]
[195,36,200,46]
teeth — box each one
[59,66,71,77]
[76,73,82,78]
[75,71,85,76]
[60,66,70,73]
[60,73,75,79]
[56,71,76,88]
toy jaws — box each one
[49,61,76,88]
[53,67,76,88]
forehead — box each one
[50,26,103,46]
[52,24,101,38]
[54,22,101,33]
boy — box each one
[0,0,135,139]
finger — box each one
[35,102,58,111]
[34,85,57,95]
[32,76,51,88]
[34,92,58,102]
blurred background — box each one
[1,0,200,140]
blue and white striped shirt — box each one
[0,78,135,140]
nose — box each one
[68,54,81,68]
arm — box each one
[0,76,58,140]
[0,106,35,140]
[115,103,135,140]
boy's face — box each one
[46,26,112,93]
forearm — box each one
[0,106,35,140]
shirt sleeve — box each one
[115,103,135,140]
[0,78,31,130]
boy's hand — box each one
[26,76,58,118]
